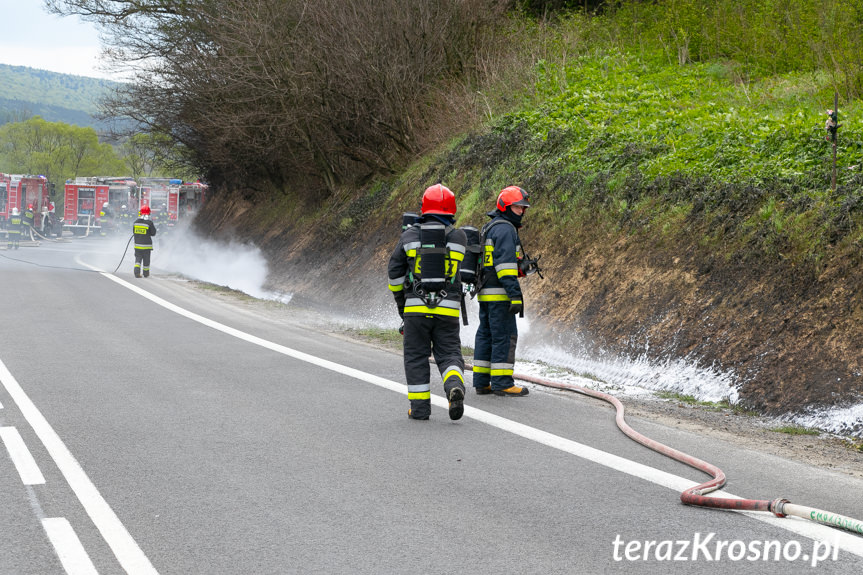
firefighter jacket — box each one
[133,217,157,249]
[6,214,22,234]
[477,211,524,305]
[388,216,467,321]
[22,208,35,228]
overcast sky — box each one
[0,0,109,79]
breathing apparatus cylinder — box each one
[402,212,419,231]
[459,226,480,288]
[417,224,448,296]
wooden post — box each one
[832,92,838,193]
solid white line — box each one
[0,360,158,574]
[99,271,863,558]
[42,517,99,575]
[0,426,46,485]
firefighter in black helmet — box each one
[388,184,468,421]
[473,186,532,397]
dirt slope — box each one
[193,189,863,435]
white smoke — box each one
[154,224,291,303]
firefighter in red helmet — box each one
[388,184,467,420]
[472,186,532,397]
[132,205,157,278]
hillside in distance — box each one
[0,64,117,130]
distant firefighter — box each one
[6,207,22,249]
[132,205,157,278]
[22,204,35,239]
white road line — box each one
[0,426,46,485]
[42,517,99,575]
[99,271,863,558]
[0,360,158,575]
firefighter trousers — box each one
[134,248,152,277]
[472,301,518,391]
[402,314,465,419]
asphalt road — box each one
[1,235,862,574]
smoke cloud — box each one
[154,224,291,303]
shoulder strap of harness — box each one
[475,218,518,292]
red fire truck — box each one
[63,176,138,235]
[139,178,206,228]
[1,173,52,234]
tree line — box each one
[0,116,192,188]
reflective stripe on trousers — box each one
[472,300,518,391]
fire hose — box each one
[470,362,863,536]
[112,235,135,273]
[28,224,69,243]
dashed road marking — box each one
[43,517,99,575]
[1,426,45,485]
[0,359,158,574]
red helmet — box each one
[140,205,151,215]
[421,184,456,215]
[496,186,530,212]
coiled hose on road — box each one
[496,366,863,536]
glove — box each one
[398,321,405,335]
[393,291,406,318]
[509,301,523,315]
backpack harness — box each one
[409,222,456,309]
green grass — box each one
[190,281,257,300]
[844,439,863,453]
[655,392,757,415]
[656,391,716,407]
[428,47,863,269]
[347,327,403,349]
[769,425,820,436]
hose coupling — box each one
[769,498,791,518]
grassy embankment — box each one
[217,12,863,422]
[436,48,863,266]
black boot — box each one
[447,387,465,421]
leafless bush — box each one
[48,0,512,195]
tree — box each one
[119,132,195,181]
[0,117,124,184]
[47,0,508,195]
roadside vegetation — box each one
[769,425,821,436]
